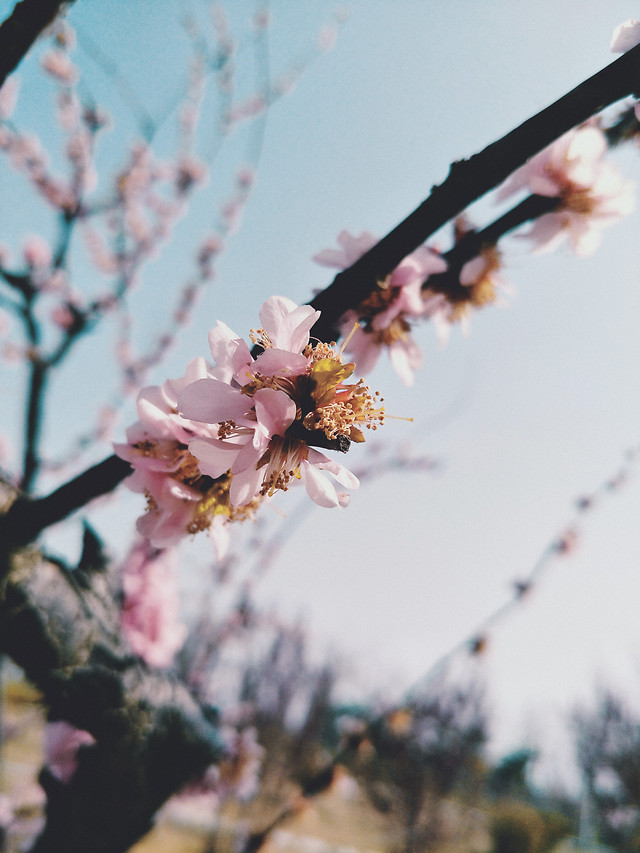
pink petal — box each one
[254,388,296,438]
[229,465,264,506]
[208,321,252,377]
[253,348,309,376]
[188,436,240,478]
[178,378,250,423]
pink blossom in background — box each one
[236,166,255,189]
[314,230,447,384]
[175,155,208,195]
[53,20,77,51]
[22,235,52,270]
[0,77,18,120]
[57,89,81,130]
[217,726,265,801]
[40,50,78,85]
[120,539,187,668]
[50,303,76,330]
[0,793,11,825]
[318,23,338,52]
[498,125,635,256]
[44,721,95,783]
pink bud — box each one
[23,235,52,269]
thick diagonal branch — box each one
[0,455,132,555]
[309,42,640,341]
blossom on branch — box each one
[498,125,635,255]
[177,295,383,509]
[116,297,382,551]
[314,231,447,384]
[114,357,257,556]
[611,19,640,53]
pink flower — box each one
[40,50,78,85]
[44,721,95,783]
[177,296,380,509]
[611,19,640,53]
[120,539,187,667]
[114,358,253,555]
[498,125,635,256]
[50,303,75,330]
[314,231,446,384]
[23,235,52,269]
[0,77,18,120]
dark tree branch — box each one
[309,43,640,342]
[0,455,131,554]
[0,0,76,88]
[425,194,560,303]
[21,358,48,492]
[5,41,640,543]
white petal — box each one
[389,338,421,386]
[611,20,640,53]
[208,516,230,561]
[302,460,340,507]
[307,448,359,490]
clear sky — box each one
[2,0,640,788]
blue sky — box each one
[2,0,640,784]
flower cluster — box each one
[116,297,384,552]
[114,356,254,556]
[498,124,635,256]
[177,296,383,507]
[314,231,447,385]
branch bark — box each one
[0,0,76,88]
[0,528,223,853]
[0,455,131,556]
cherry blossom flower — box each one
[120,539,187,667]
[178,295,382,509]
[498,125,635,256]
[114,357,259,555]
[44,721,95,783]
[314,231,447,384]
[611,19,640,53]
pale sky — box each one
[2,0,640,787]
